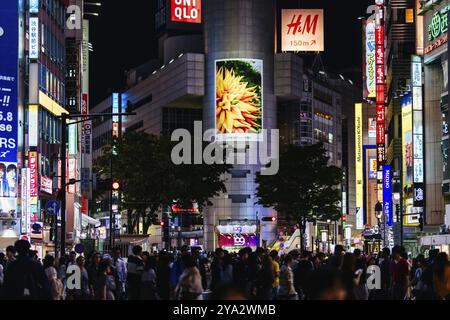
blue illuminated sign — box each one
[382,165,393,227]
[30,0,39,13]
[0,0,19,164]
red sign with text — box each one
[171,0,201,24]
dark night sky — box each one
[90,0,373,105]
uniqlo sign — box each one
[171,0,201,24]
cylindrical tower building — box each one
[203,0,278,251]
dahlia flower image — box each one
[216,62,262,134]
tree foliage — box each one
[256,143,342,248]
[94,131,230,233]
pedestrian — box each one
[43,255,64,300]
[254,254,274,300]
[306,268,346,300]
[421,249,439,299]
[340,252,364,300]
[141,255,157,300]
[156,251,171,300]
[127,245,144,300]
[112,246,127,300]
[278,254,298,300]
[174,254,203,300]
[220,253,234,286]
[411,254,426,299]
[4,245,15,271]
[433,252,450,300]
[232,248,252,297]
[210,248,225,292]
[170,245,188,292]
[293,251,314,299]
[269,250,280,299]
[1,240,51,300]
[66,255,90,300]
[94,259,115,300]
[192,247,208,290]
[87,251,102,299]
[327,245,345,271]
[0,253,4,288]
[378,247,391,299]
[390,245,411,300]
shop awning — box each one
[81,214,101,228]
[420,235,450,246]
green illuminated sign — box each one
[428,6,449,41]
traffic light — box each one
[261,217,277,222]
[112,180,120,191]
[418,213,424,231]
[160,220,165,227]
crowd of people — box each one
[0,240,449,300]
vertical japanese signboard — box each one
[28,151,38,223]
[383,165,393,226]
[412,56,424,207]
[375,9,386,168]
[1,0,20,227]
[29,17,39,59]
[355,103,364,230]
[281,9,324,52]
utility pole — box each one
[60,113,67,258]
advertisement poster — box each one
[364,20,376,98]
[281,9,324,52]
[218,234,259,252]
[215,59,263,138]
[402,94,413,186]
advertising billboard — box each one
[368,118,376,138]
[281,9,324,52]
[215,59,263,139]
[218,234,259,252]
[355,103,364,230]
[402,94,413,186]
[171,0,201,24]
[364,20,376,98]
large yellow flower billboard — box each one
[215,59,263,137]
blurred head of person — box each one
[43,255,55,269]
[382,247,391,259]
[145,255,157,271]
[14,240,30,257]
[142,251,150,263]
[341,253,356,273]
[307,269,346,300]
[5,245,15,259]
[334,245,346,257]
[392,245,404,261]
[182,254,197,269]
[353,248,362,259]
[210,283,247,300]
[92,252,102,266]
[112,246,122,259]
[76,256,85,269]
[284,254,294,268]
[269,250,278,262]
[69,251,77,262]
[132,245,143,257]
[238,248,249,261]
[98,259,111,275]
[215,248,225,260]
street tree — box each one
[94,131,229,234]
[255,143,342,251]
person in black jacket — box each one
[1,240,51,300]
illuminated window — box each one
[405,9,414,23]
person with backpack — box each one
[1,240,51,300]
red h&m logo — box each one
[287,14,319,35]
[171,0,201,24]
